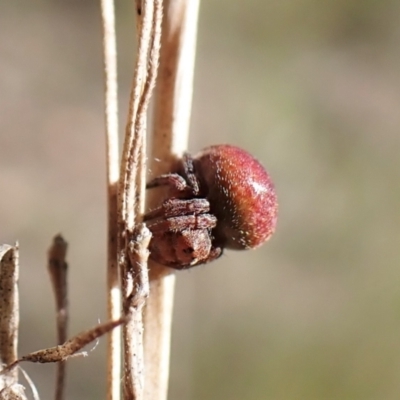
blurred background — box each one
[1,0,400,399]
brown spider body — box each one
[144,145,278,269]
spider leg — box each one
[146,173,190,192]
[144,198,210,221]
[146,214,217,234]
[182,153,200,195]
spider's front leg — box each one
[146,153,201,197]
[146,213,217,234]
[144,198,211,222]
[146,173,189,192]
[181,153,200,195]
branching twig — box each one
[118,0,155,230]
[100,1,121,399]
[47,235,68,400]
[144,1,201,399]
[118,1,163,399]
[0,317,127,375]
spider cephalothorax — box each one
[144,145,278,269]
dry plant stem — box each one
[47,235,68,400]
[100,1,121,399]
[0,244,19,386]
[123,225,151,400]
[144,1,200,399]
[0,316,127,375]
[119,0,154,229]
[127,0,163,223]
[119,2,163,399]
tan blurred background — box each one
[1,1,400,399]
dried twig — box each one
[123,224,151,400]
[47,235,68,400]
[100,0,121,399]
[119,0,156,228]
[0,244,20,387]
[118,1,163,399]
[144,1,201,399]
[0,317,127,375]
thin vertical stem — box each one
[100,1,121,399]
[144,1,201,399]
[118,1,163,399]
[119,0,154,231]
[0,244,19,387]
[47,235,69,400]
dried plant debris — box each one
[0,384,27,400]
[0,245,20,386]
[0,317,126,375]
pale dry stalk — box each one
[144,1,201,399]
[100,0,200,398]
[99,0,121,399]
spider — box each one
[144,144,278,270]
